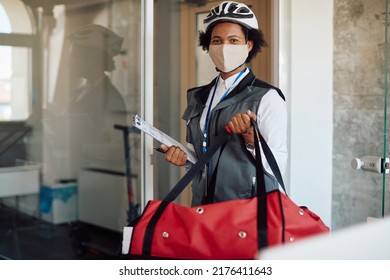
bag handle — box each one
[251,119,287,194]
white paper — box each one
[133,115,196,163]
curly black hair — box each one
[198,21,267,64]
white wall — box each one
[279,0,333,227]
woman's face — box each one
[208,21,254,74]
[210,22,253,51]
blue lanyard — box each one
[202,68,246,153]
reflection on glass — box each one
[66,24,127,175]
[0,0,144,258]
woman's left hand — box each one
[227,110,257,144]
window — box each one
[0,2,33,121]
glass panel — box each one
[42,0,142,231]
[333,0,390,229]
[0,1,143,236]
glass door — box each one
[0,0,157,260]
[0,0,147,233]
[332,0,390,229]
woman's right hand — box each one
[160,144,188,166]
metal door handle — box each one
[351,156,389,174]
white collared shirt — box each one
[200,68,250,132]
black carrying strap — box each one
[252,120,287,194]
[252,121,269,249]
[162,129,230,202]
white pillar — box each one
[279,0,333,227]
[141,0,154,208]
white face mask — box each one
[208,44,249,73]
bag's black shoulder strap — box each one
[249,120,287,194]
[163,129,230,202]
[258,132,287,194]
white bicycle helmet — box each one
[203,1,258,32]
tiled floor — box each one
[0,204,123,260]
